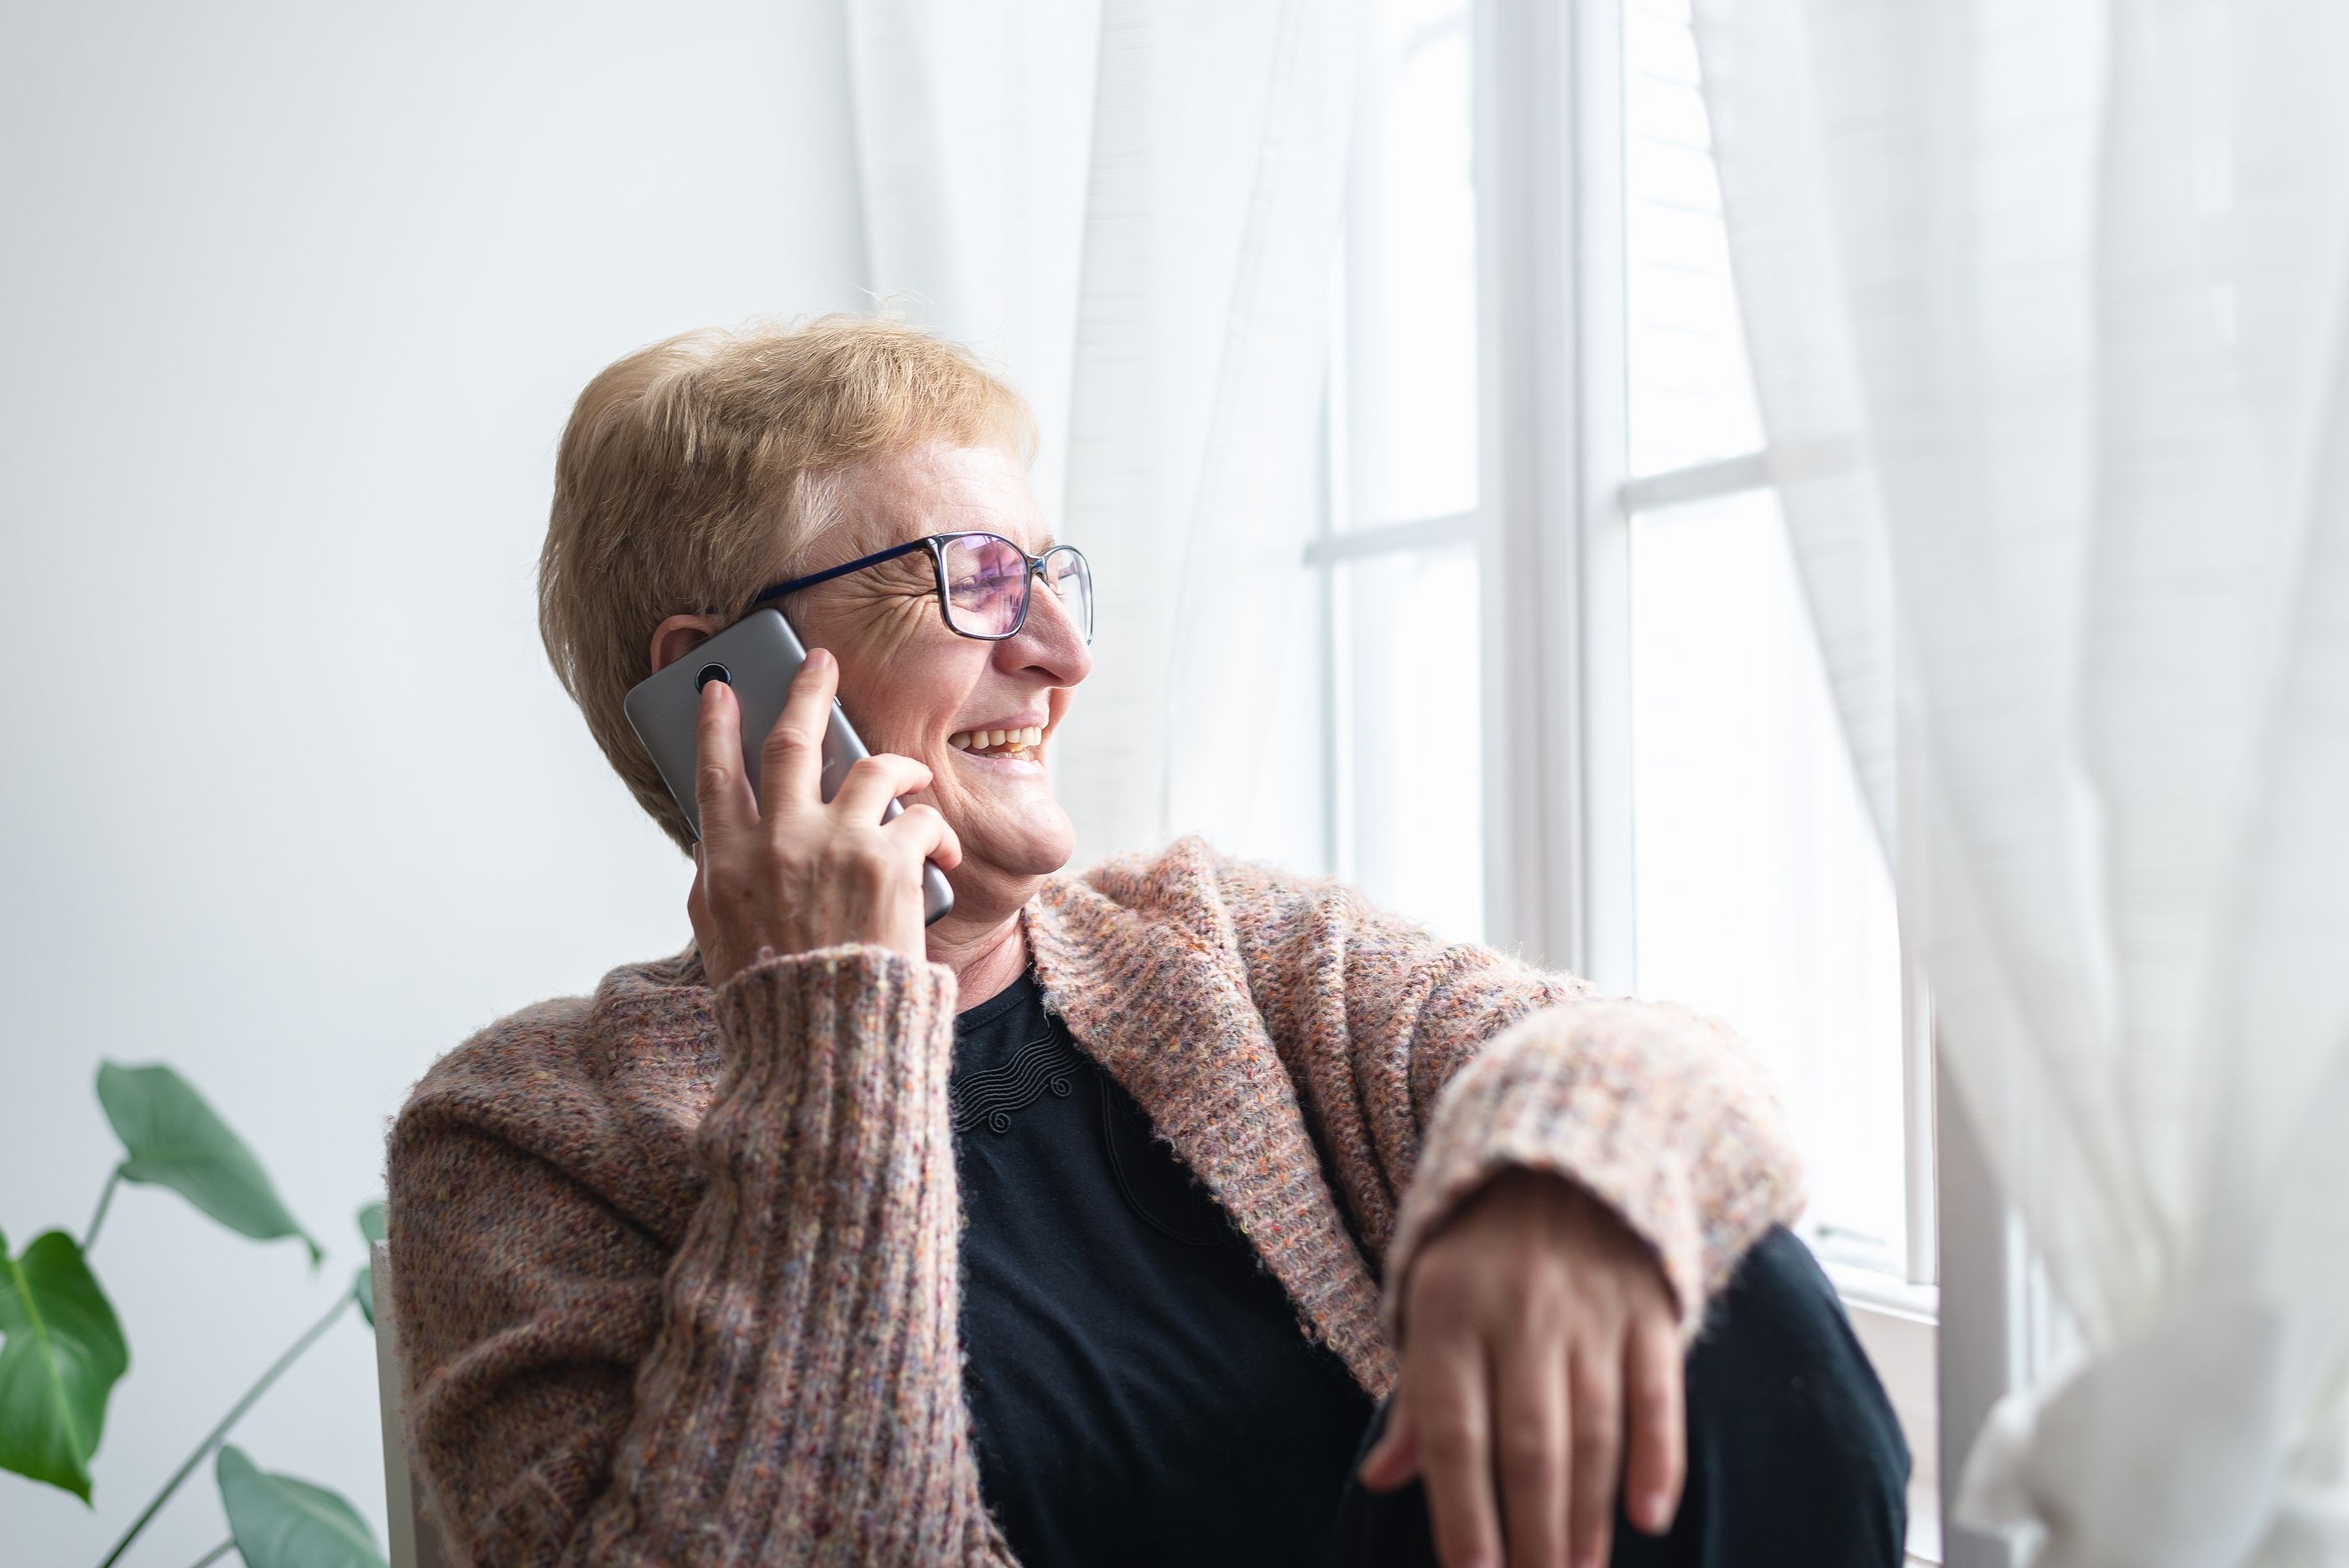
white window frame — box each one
[1492,2,2021,1561]
[1307,3,2025,1562]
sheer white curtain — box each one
[1691,0,2349,1563]
[846,0,1355,866]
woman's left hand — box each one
[1359,1169,1685,1568]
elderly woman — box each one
[386,318,1906,1568]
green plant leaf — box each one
[96,1062,320,1263]
[216,1444,387,1568]
[352,1201,386,1328]
[0,1225,130,1503]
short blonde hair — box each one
[538,315,1037,854]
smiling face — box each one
[783,441,1092,914]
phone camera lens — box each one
[695,663,731,691]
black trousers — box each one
[1329,1227,1911,1568]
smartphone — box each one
[623,608,954,925]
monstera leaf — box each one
[0,1226,129,1502]
[96,1062,320,1262]
[352,1201,387,1327]
[216,1444,387,1568]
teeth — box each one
[949,725,1045,753]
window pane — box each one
[1334,543,1484,943]
[1630,489,1905,1272]
[1623,0,1764,475]
[1346,0,1478,525]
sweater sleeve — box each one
[1210,849,1805,1341]
[385,945,1011,1567]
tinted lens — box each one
[1040,545,1093,642]
[940,534,1030,636]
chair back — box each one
[372,1241,461,1568]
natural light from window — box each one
[1630,492,1909,1272]
[1622,0,1913,1279]
[1624,0,1763,477]
[1323,0,1918,1287]
[1325,0,1485,948]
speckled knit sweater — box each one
[385,836,1804,1567]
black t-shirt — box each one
[951,970,1377,1566]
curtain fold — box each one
[1692,0,2349,1561]
[846,0,1356,867]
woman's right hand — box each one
[686,646,961,986]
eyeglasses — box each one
[745,532,1094,643]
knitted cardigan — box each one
[385,836,1804,1567]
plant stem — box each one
[83,1167,122,1252]
[93,1293,351,1568]
[182,1540,235,1568]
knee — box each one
[1687,1228,1910,1540]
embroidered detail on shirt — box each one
[953,1030,1087,1134]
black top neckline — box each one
[947,972,1373,1566]
[955,967,1042,1031]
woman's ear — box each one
[649,613,725,677]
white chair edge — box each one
[372,1239,459,1568]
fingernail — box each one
[1642,1491,1672,1530]
[807,647,831,669]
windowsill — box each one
[1825,1258,1940,1323]
[1826,1262,1942,1565]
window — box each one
[1320,0,1945,1555]
[1610,14,1943,1553]
[1315,0,1486,945]
[1326,0,1931,1284]
[1617,0,1924,1289]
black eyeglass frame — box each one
[744,532,1093,643]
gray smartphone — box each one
[623,608,954,926]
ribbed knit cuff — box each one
[702,944,960,1182]
[673,943,977,1560]
[1383,999,1806,1345]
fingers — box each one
[685,841,717,966]
[888,802,963,872]
[1621,1314,1686,1537]
[1417,1336,1503,1568]
[694,676,757,841]
[1390,1175,1685,1568]
[831,752,935,823]
[1565,1348,1622,1568]
[757,647,841,810]
[1495,1337,1568,1568]
[1357,1383,1422,1492]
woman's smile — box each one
[950,746,1047,776]
[949,713,1050,764]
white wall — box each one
[0,3,868,1560]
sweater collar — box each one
[1021,848,1397,1394]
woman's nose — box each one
[1003,583,1092,684]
